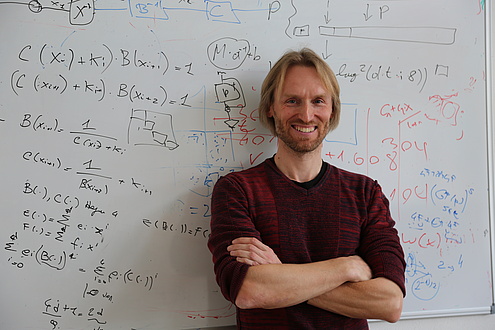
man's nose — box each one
[298,102,315,122]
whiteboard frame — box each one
[0,3,492,328]
[399,307,492,320]
[487,0,495,314]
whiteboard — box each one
[0,1,492,329]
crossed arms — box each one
[209,172,405,323]
[228,237,404,323]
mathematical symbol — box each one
[50,52,64,64]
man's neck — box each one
[273,143,323,183]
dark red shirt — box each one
[208,158,406,329]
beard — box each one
[273,115,330,154]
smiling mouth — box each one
[293,125,316,133]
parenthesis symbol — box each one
[59,74,67,94]
[420,67,427,93]
[102,44,113,74]
[35,245,44,265]
[11,70,21,95]
[55,251,67,270]
[124,269,133,283]
[417,68,422,86]
[160,86,167,106]
[40,44,47,67]
[430,184,437,206]
[61,251,67,269]
[98,79,105,102]
[129,85,135,103]
[33,114,42,131]
[68,48,74,71]
[34,74,39,92]
[418,233,426,248]
[160,51,169,75]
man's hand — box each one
[343,255,372,283]
[227,237,282,265]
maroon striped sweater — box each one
[208,158,405,329]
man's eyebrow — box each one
[280,93,330,98]
[280,93,299,98]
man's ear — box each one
[267,105,274,118]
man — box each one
[208,48,406,329]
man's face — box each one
[269,65,333,154]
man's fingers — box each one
[235,257,259,266]
[228,242,265,264]
[232,237,265,248]
[228,237,282,265]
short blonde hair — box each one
[258,48,341,136]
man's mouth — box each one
[293,125,316,133]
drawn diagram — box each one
[0,0,95,25]
[0,0,280,26]
[129,0,281,24]
[319,26,457,45]
[285,0,458,46]
[127,109,179,150]
[214,73,246,130]
[424,92,463,127]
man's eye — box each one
[286,99,297,104]
[314,99,324,104]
